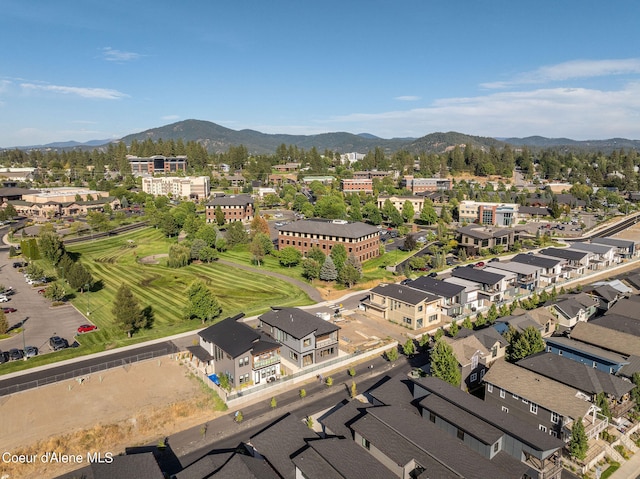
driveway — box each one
[0,251,89,358]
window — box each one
[551,412,560,424]
[428,314,438,322]
[500,388,505,398]
[530,403,538,414]
[418,305,423,312]
[522,398,529,405]
[362,437,370,450]
[512,393,519,400]
[501,406,509,413]
[429,412,436,423]
[493,442,499,453]
[471,355,479,370]
[403,317,412,325]
[290,351,298,361]
[303,338,311,347]
[470,372,477,382]
[539,425,547,433]
[457,428,465,440]
[487,383,493,393]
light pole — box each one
[85,283,91,316]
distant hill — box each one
[4,119,639,155]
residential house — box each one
[365,282,442,330]
[592,314,640,338]
[510,253,565,286]
[517,352,636,423]
[487,260,542,291]
[205,194,254,223]
[277,219,380,263]
[258,307,340,368]
[605,296,640,319]
[544,336,630,375]
[443,276,483,310]
[58,452,164,479]
[407,275,468,317]
[494,307,556,338]
[457,224,517,255]
[450,266,515,303]
[569,321,640,359]
[591,237,637,260]
[191,313,281,388]
[546,293,599,328]
[443,327,508,390]
[483,360,608,441]
[539,247,590,278]
[568,242,617,269]
[583,283,624,311]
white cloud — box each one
[102,47,142,62]
[20,83,128,100]
[321,83,640,140]
[482,58,640,89]
[395,95,421,101]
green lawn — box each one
[63,228,312,350]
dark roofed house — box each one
[547,293,599,327]
[517,352,636,420]
[278,219,380,263]
[456,224,518,255]
[408,275,467,317]
[365,283,442,330]
[192,313,281,389]
[511,253,565,286]
[56,452,164,479]
[450,266,515,303]
[591,237,637,260]
[593,313,640,337]
[539,247,590,278]
[258,307,340,368]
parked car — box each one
[3,287,14,296]
[475,262,485,267]
[428,272,438,278]
[12,262,26,268]
[49,336,69,351]
[9,348,24,361]
[0,296,9,303]
[489,257,500,263]
[0,351,9,364]
[2,307,16,314]
[77,324,97,334]
[24,346,38,358]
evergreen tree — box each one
[0,311,8,334]
[402,338,416,357]
[38,230,65,265]
[595,392,612,421]
[320,256,338,281]
[302,259,321,280]
[430,339,461,387]
[462,316,473,330]
[112,284,147,337]
[338,263,361,287]
[67,262,93,291]
[215,206,225,226]
[449,320,459,337]
[474,312,486,329]
[569,418,588,461]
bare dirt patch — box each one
[138,253,168,265]
[0,358,222,479]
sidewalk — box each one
[609,450,640,479]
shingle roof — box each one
[457,224,513,240]
[292,437,395,479]
[545,336,628,364]
[212,453,280,479]
[207,194,253,206]
[511,253,563,269]
[250,413,318,479]
[352,405,522,479]
[407,276,465,298]
[370,283,440,306]
[482,360,593,421]
[539,247,589,261]
[411,376,563,454]
[451,267,505,285]
[320,400,373,439]
[570,321,640,356]
[569,242,615,255]
[591,237,635,249]
[259,307,340,339]
[592,314,640,337]
[57,453,165,479]
[516,352,634,399]
[605,297,640,319]
[278,219,380,239]
[174,451,234,479]
[198,314,261,358]
[488,261,541,275]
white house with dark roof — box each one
[569,242,617,269]
[539,247,590,277]
[511,253,566,285]
[591,237,637,260]
[407,275,469,317]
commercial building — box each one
[400,176,451,194]
[127,155,187,175]
[340,178,373,194]
[458,201,518,226]
[205,194,254,223]
[141,176,210,201]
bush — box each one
[385,347,399,362]
[325,376,333,387]
[299,388,306,399]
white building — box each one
[141,176,210,201]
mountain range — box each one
[7,119,640,155]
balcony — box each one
[316,337,338,348]
[253,356,280,369]
[525,452,563,479]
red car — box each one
[2,307,16,314]
[38,288,47,294]
[475,262,485,267]
[77,324,97,334]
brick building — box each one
[127,155,187,175]
[205,194,254,223]
[340,178,373,194]
[277,219,380,262]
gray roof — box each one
[488,261,541,275]
[278,219,380,239]
[518,206,551,216]
[199,314,261,358]
[174,451,234,479]
[412,376,563,455]
[370,283,440,306]
[207,194,253,206]
[457,224,513,240]
[545,336,629,364]
[352,405,523,479]
[320,400,374,439]
[259,307,339,340]
[482,360,593,420]
[212,453,280,479]
[57,453,164,479]
[292,437,395,479]
[511,253,563,269]
[539,247,589,261]
[250,413,318,479]
[570,321,640,356]
[517,352,634,399]
[408,276,465,298]
[591,237,635,249]
[569,242,615,255]
[553,297,589,319]
[619,355,640,378]
[451,266,505,285]
[605,297,640,319]
[592,314,640,337]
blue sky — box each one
[1,0,640,147]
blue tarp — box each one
[208,374,220,385]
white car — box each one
[0,296,8,303]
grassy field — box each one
[64,228,313,350]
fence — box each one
[0,347,173,397]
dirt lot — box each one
[0,357,220,479]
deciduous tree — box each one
[185,280,222,324]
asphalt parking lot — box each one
[0,251,90,360]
